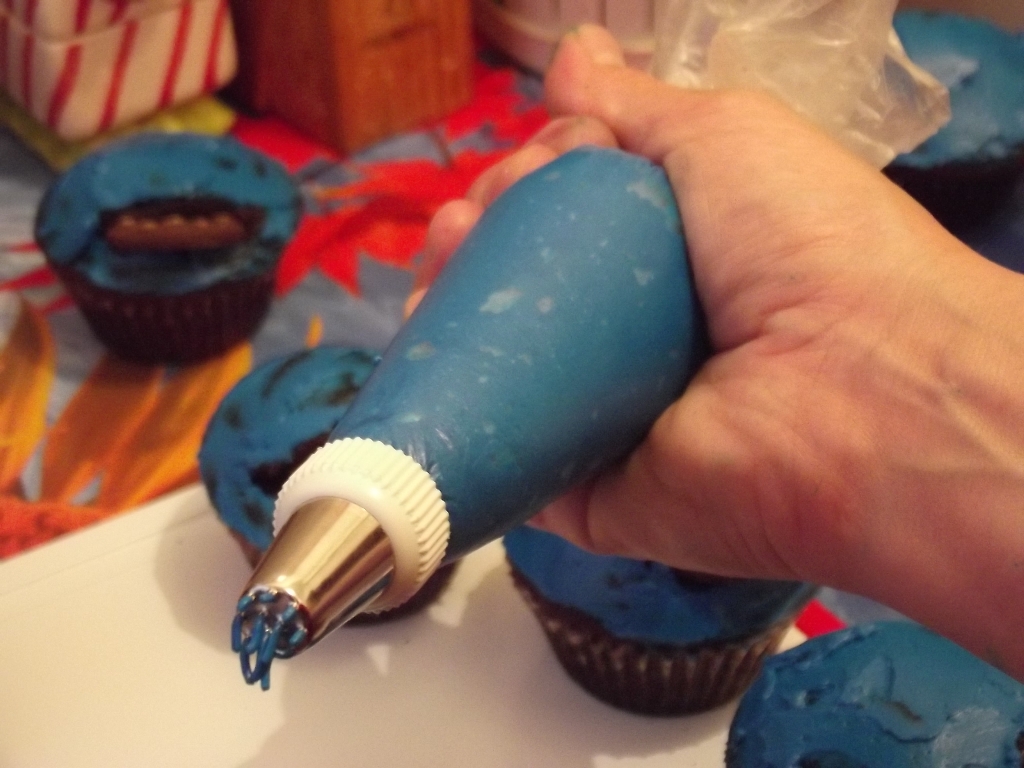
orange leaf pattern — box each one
[0,495,106,559]
[96,343,252,511]
[305,315,323,348]
[0,296,55,494]
[40,355,164,503]
[0,52,547,555]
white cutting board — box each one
[0,484,803,768]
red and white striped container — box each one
[0,0,237,141]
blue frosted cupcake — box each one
[35,132,301,363]
[886,11,1024,230]
[726,621,1024,767]
[200,345,457,621]
[503,526,817,715]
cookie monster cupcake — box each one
[886,11,1024,230]
[503,526,817,715]
[200,345,457,622]
[726,621,1024,767]
[34,132,301,363]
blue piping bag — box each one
[232,147,709,688]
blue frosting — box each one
[727,621,1024,767]
[329,147,710,560]
[34,132,300,294]
[893,11,1024,168]
[199,347,378,552]
[503,526,816,646]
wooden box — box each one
[228,0,473,153]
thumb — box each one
[545,25,872,183]
[545,25,722,164]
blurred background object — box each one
[0,0,237,142]
[470,0,1023,77]
[227,0,474,154]
[473,0,656,72]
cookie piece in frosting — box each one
[885,11,1024,230]
[200,345,457,622]
[34,132,301,363]
[503,525,817,715]
[726,621,1024,768]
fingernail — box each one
[404,288,426,318]
[527,119,567,145]
[547,26,579,69]
[525,510,548,529]
[575,24,626,67]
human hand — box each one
[419,26,1024,678]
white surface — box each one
[0,485,804,768]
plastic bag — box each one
[651,0,951,168]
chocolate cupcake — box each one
[503,526,816,715]
[34,132,301,363]
[885,11,1024,231]
[726,621,1024,767]
[199,345,457,622]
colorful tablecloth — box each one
[5,47,1022,634]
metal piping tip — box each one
[232,498,395,689]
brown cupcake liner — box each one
[54,264,276,364]
[511,568,797,716]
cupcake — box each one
[34,132,301,363]
[200,345,457,622]
[885,11,1024,230]
[502,525,817,715]
[726,621,1024,767]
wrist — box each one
[821,250,1024,678]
